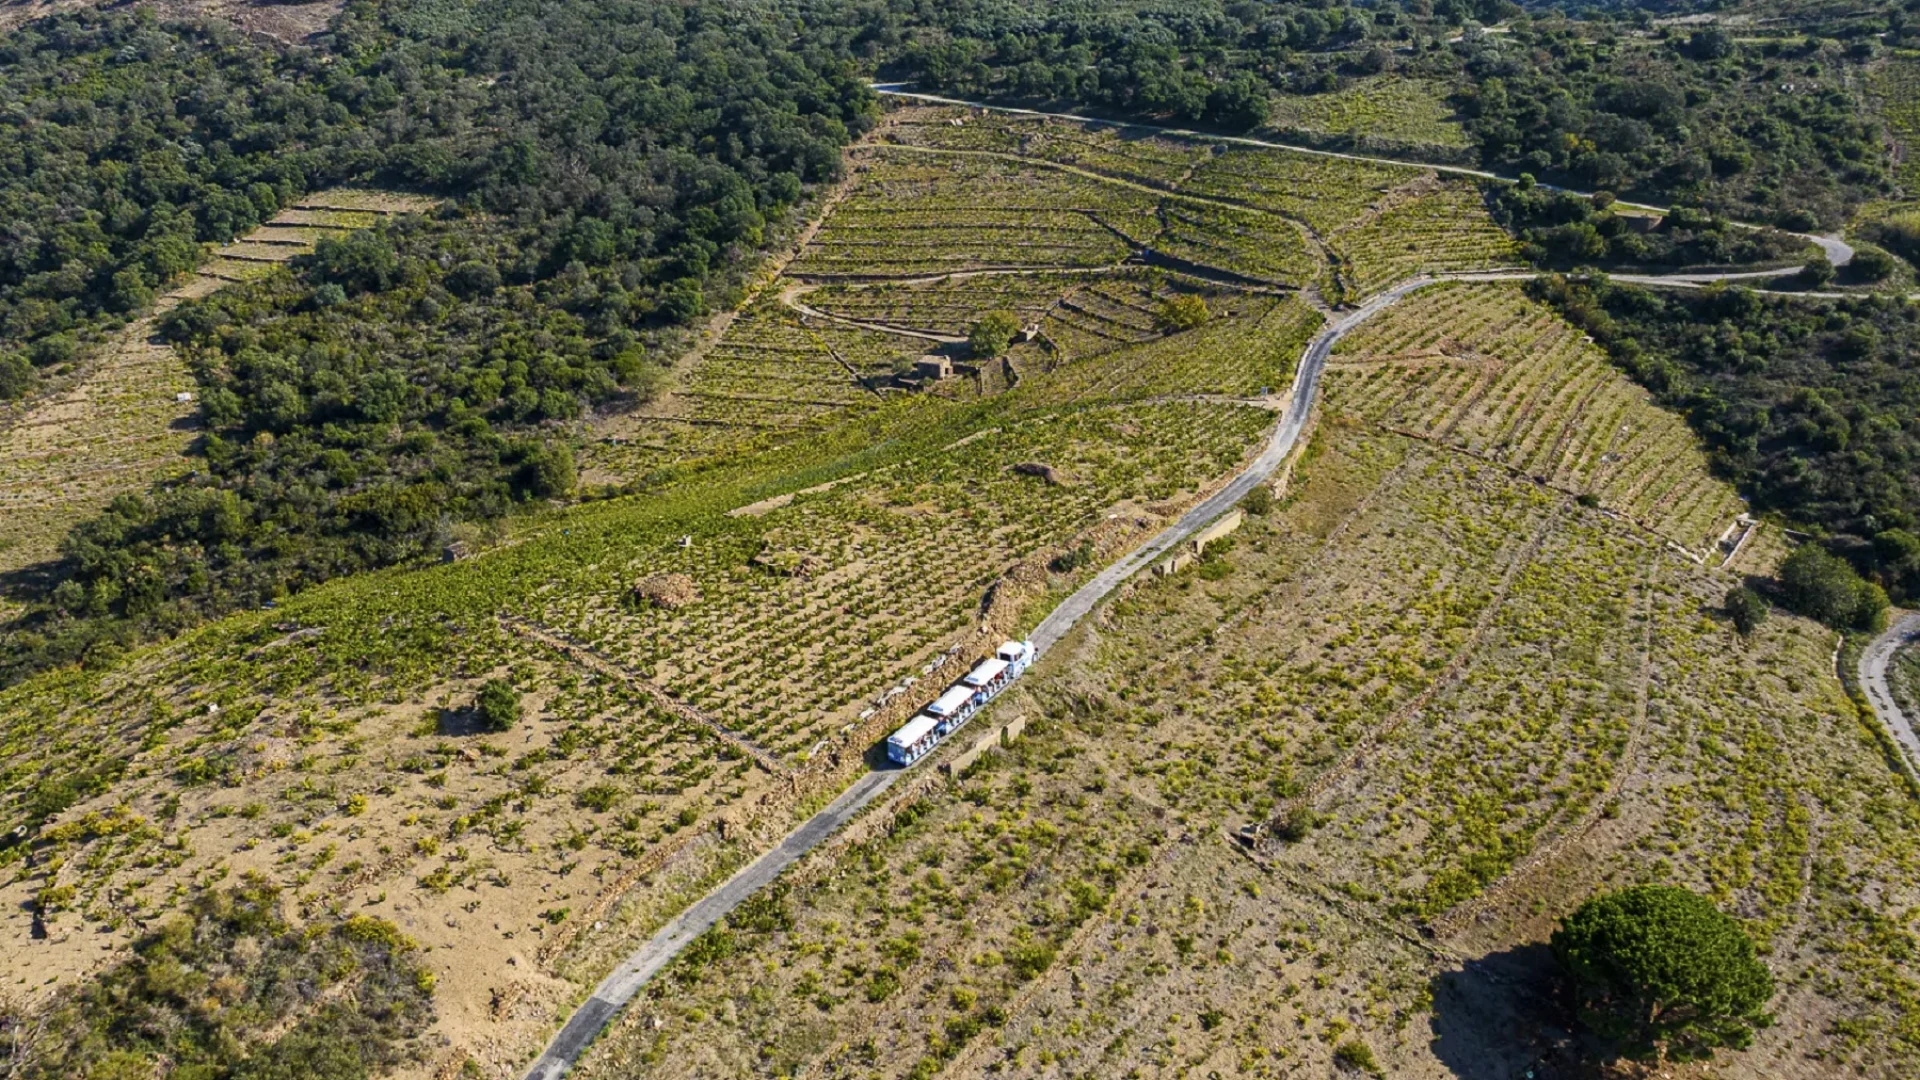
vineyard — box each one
[0,375,1275,1055]
[1871,51,1920,191]
[0,190,437,588]
[880,108,1209,189]
[1035,293,1324,402]
[5,98,1889,1080]
[1323,281,1744,556]
[1326,180,1522,297]
[1262,77,1472,151]
[789,151,1151,279]
[1180,144,1417,235]
[564,418,1920,1080]
[534,401,1272,766]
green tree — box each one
[1155,294,1210,332]
[1777,543,1888,631]
[1848,246,1898,283]
[1552,884,1774,1062]
[1797,254,1835,286]
[0,354,36,401]
[968,310,1022,358]
[1204,73,1270,130]
[1241,485,1274,516]
[1723,585,1767,636]
[476,679,522,732]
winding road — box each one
[521,97,1869,1080]
[1859,612,1920,769]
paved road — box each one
[520,275,1439,1079]
[521,769,900,1080]
[867,85,1855,268]
[1859,611,1920,769]
[520,129,1864,1075]
[1031,277,1430,653]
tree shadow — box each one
[1427,942,1609,1080]
[435,707,491,737]
[0,557,63,604]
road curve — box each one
[867,84,1854,268]
[521,199,1858,1076]
[519,273,1466,1079]
[1859,611,1920,769]
[1032,277,1432,653]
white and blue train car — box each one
[886,640,1034,765]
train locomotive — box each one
[885,639,1034,765]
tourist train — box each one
[886,640,1035,765]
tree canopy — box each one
[1552,884,1775,1062]
[969,310,1023,358]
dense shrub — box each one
[1723,585,1768,636]
[969,311,1022,358]
[1776,544,1889,632]
[1491,188,1805,270]
[15,878,435,1079]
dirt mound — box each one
[632,573,700,609]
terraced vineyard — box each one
[881,108,1209,189]
[1263,77,1471,151]
[1037,292,1324,401]
[800,271,1117,339]
[0,189,438,587]
[1871,51,1920,190]
[1324,281,1744,556]
[1328,180,1521,297]
[790,151,1151,279]
[538,401,1272,765]
[569,419,1920,1080]
[1181,144,1417,235]
[587,295,922,481]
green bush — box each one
[1777,544,1888,632]
[1333,1039,1382,1075]
[476,679,522,732]
[1154,294,1210,332]
[1723,586,1768,636]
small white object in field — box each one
[176,392,194,403]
